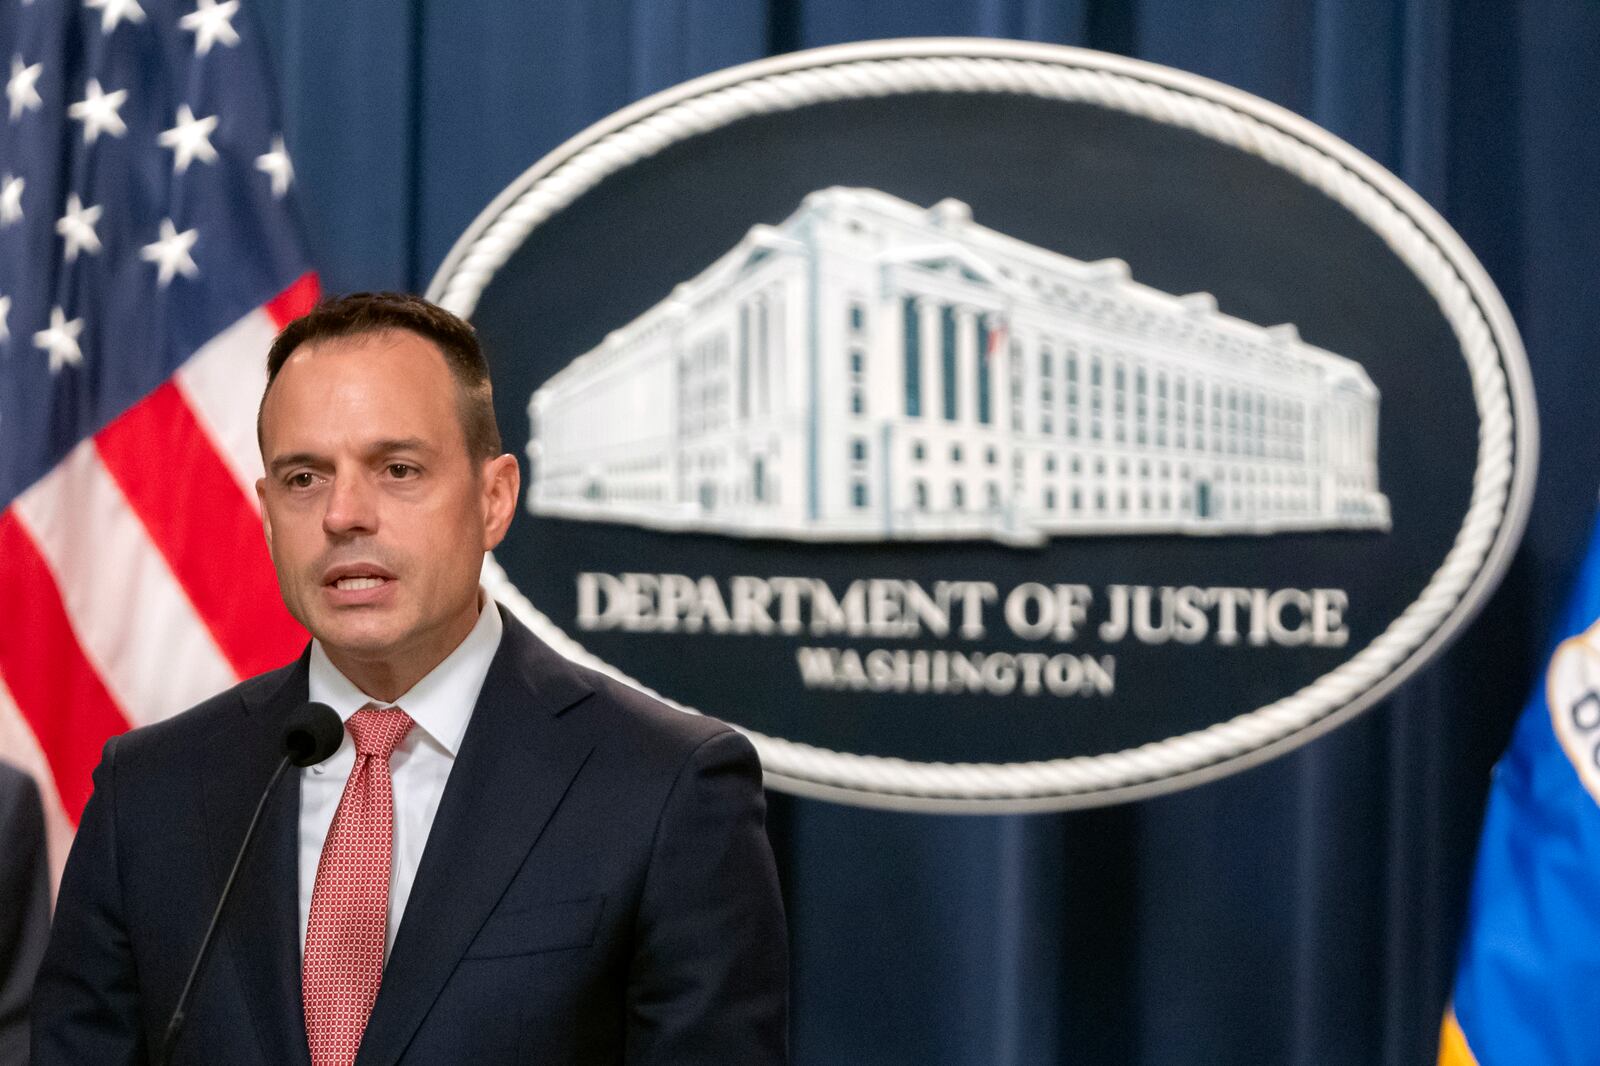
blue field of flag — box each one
[1445,512,1600,1065]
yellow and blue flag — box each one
[1442,512,1600,1064]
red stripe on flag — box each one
[267,272,320,328]
[95,383,307,678]
[0,510,133,822]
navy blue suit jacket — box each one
[32,606,788,1064]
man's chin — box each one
[307,616,410,660]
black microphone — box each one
[158,701,344,1066]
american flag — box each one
[985,317,1008,361]
[0,0,317,883]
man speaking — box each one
[33,293,789,1064]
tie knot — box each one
[347,705,414,758]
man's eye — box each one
[388,463,416,479]
[287,472,317,489]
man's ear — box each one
[256,478,274,550]
[480,453,520,551]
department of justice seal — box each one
[428,39,1536,812]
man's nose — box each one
[322,471,377,536]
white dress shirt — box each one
[298,595,503,959]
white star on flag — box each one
[33,306,85,373]
[7,56,43,120]
[158,105,219,173]
[255,135,294,198]
[56,193,104,261]
[67,79,130,144]
[0,294,11,343]
[0,174,22,226]
[84,0,146,34]
[140,218,200,286]
[179,0,241,56]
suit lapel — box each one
[199,654,314,1066]
[356,610,595,1066]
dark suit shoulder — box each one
[498,609,746,788]
[107,653,306,770]
[572,662,735,755]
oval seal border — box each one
[428,38,1537,812]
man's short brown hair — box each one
[258,292,502,462]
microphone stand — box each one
[157,754,293,1066]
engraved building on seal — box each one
[526,187,1390,545]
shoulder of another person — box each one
[0,757,41,810]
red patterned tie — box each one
[303,705,414,1066]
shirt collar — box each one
[307,593,504,757]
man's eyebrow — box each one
[370,437,436,456]
[267,451,328,475]
[267,439,439,475]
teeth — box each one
[335,577,385,591]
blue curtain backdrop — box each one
[249,2,1600,1062]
